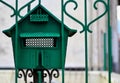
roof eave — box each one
[68,28,77,37]
[2,29,12,37]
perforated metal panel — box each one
[24,38,56,47]
[30,14,49,22]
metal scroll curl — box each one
[43,69,60,83]
[0,0,35,18]
[18,0,35,18]
[63,0,108,33]
[0,0,15,17]
[63,0,85,31]
[87,0,108,32]
[18,69,33,83]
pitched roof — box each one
[3,5,77,37]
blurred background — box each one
[0,0,120,83]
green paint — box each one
[38,71,42,83]
[15,0,18,83]
[2,1,77,82]
[0,0,15,17]
[63,0,110,83]
[108,1,112,83]
[3,5,76,68]
[104,33,107,70]
[18,0,35,18]
[84,0,88,83]
[1,0,112,83]
[62,0,65,83]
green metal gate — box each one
[0,0,112,83]
[63,1,112,83]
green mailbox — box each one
[3,5,77,69]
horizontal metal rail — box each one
[0,67,85,71]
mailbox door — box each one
[16,32,62,69]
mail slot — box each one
[23,37,56,48]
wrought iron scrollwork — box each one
[0,0,35,18]
[0,0,16,17]
[87,0,108,32]
[18,69,33,83]
[63,1,109,83]
[17,69,59,83]
[43,69,59,83]
[63,0,108,33]
[63,0,85,31]
[18,0,35,18]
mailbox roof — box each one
[3,5,77,37]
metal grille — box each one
[30,14,49,22]
[24,38,55,47]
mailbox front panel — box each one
[13,36,68,69]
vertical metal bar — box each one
[107,0,112,83]
[15,0,18,83]
[39,0,41,5]
[104,33,107,70]
[85,31,88,83]
[15,69,18,83]
[61,0,65,83]
[84,0,88,83]
[38,71,42,83]
[27,5,30,12]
